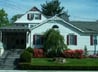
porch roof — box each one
[0,25,30,32]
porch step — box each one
[0,49,24,70]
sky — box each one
[0,0,98,21]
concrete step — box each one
[0,49,24,70]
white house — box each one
[0,6,98,55]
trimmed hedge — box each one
[18,63,98,70]
[26,47,33,53]
[20,51,32,62]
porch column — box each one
[26,31,31,48]
[0,31,2,42]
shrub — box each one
[20,51,32,62]
[63,49,83,58]
[43,29,68,57]
[26,47,33,53]
[18,63,31,70]
[33,48,44,58]
[84,46,88,56]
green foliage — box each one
[84,46,88,56]
[18,63,31,70]
[0,9,10,27]
[43,29,68,57]
[19,58,98,70]
[20,51,32,63]
[11,14,22,24]
[41,0,64,16]
[26,47,33,53]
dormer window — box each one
[35,14,41,20]
[27,13,34,20]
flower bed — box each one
[33,48,44,58]
[63,49,84,58]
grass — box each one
[31,58,98,66]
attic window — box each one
[35,14,41,20]
[27,13,34,20]
[52,25,59,28]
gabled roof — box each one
[29,6,41,12]
[31,16,98,34]
[30,16,84,32]
[70,21,98,33]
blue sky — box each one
[0,0,98,21]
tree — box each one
[0,9,9,27]
[41,0,70,21]
[41,0,64,16]
[43,29,68,57]
[11,14,22,24]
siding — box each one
[15,11,47,24]
[28,21,98,51]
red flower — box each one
[33,48,44,58]
[63,49,83,58]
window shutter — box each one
[74,35,77,45]
[90,35,93,45]
[27,14,30,20]
[67,35,69,45]
[27,13,33,20]
[39,14,41,20]
[33,35,35,45]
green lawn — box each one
[31,58,98,66]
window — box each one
[90,35,97,45]
[67,34,77,45]
[33,35,44,45]
[27,13,34,20]
[52,25,59,28]
[34,14,41,20]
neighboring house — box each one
[0,6,98,55]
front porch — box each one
[0,26,30,50]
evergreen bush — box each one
[26,47,33,53]
[20,51,32,63]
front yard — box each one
[31,58,98,66]
[19,58,98,70]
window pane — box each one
[69,35,77,45]
[70,35,74,45]
[27,13,34,20]
[34,35,43,45]
[35,14,41,20]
